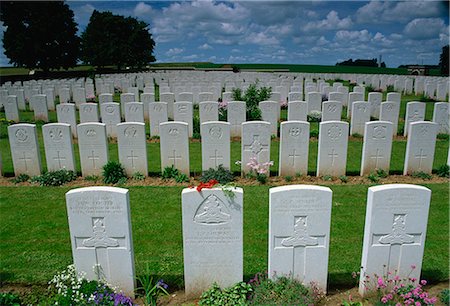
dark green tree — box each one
[439,45,449,76]
[81,10,155,70]
[0,1,80,71]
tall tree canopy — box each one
[1,1,80,71]
[439,45,449,76]
[81,10,155,69]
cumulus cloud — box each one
[134,2,152,16]
[404,18,446,40]
[198,43,213,50]
[303,11,352,32]
[335,30,372,42]
[245,32,279,45]
[166,48,184,56]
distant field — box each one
[0,62,442,77]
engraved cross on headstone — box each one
[88,150,100,169]
[209,149,223,168]
[370,149,384,169]
[74,217,125,280]
[288,149,301,167]
[414,149,427,170]
[127,150,138,169]
[371,214,421,274]
[274,216,325,279]
[53,151,66,168]
[168,150,182,167]
[328,149,338,167]
[19,151,32,171]
[244,135,269,162]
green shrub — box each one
[30,169,77,186]
[85,175,100,182]
[367,172,379,183]
[322,175,332,181]
[376,168,389,178]
[162,165,180,179]
[295,172,303,177]
[192,132,201,139]
[199,282,252,306]
[193,114,201,135]
[132,172,145,181]
[440,288,449,305]
[248,274,323,305]
[284,175,293,182]
[339,175,348,183]
[256,173,267,184]
[200,165,234,184]
[310,130,319,138]
[175,173,189,183]
[351,133,363,138]
[411,171,432,180]
[102,161,127,184]
[436,164,450,178]
[437,133,449,140]
[0,292,21,306]
[232,82,271,121]
[11,173,30,184]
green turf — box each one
[0,183,448,288]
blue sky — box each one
[1,1,449,67]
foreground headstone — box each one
[149,102,168,137]
[182,187,243,297]
[241,121,271,175]
[77,123,109,176]
[350,102,370,136]
[227,101,246,137]
[160,122,190,175]
[279,121,309,176]
[269,185,332,291]
[8,123,42,176]
[359,184,431,296]
[317,121,349,177]
[57,103,77,138]
[403,121,438,175]
[404,102,425,136]
[432,102,449,134]
[201,121,230,171]
[66,186,135,297]
[117,123,148,176]
[42,123,75,171]
[360,121,393,175]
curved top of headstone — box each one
[242,121,271,127]
[66,186,129,196]
[43,122,71,128]
[182,186,243,196]
[8,123,35,129]
[77,122,106,128]
[270,184,331,195]
[368,184,430,193]
[160,121,188,127]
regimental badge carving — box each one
[289,127,301,137]
[327,104,337,112]
[378,214,414,245]
[386,104,393,111]
[15,128,29,142]
[193,194,231,225]
[281,216,318,247]
[105,106,115,114]
[177,105,187,114]
[327,125,342,140]
[168,128,179,136]
[419,125,428,136]
[49,128,63,142]
[82,218,119,248]
[124,126,137,137]
[209,127,222,139]
[153,104,162,112]
[86,129,97,137]
[372,125,387,140]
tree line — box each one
[0,1,155,72]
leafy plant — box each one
[322,175,333,181]
[192,132,201,139]
[162,165,179,179]
[376,168,389,178]
[436,164,450,178]
[440,288,449,305]
[339,175,348,183]
[245,156,273,184]
[200,165,234,184]
[0,292,21,306]
[30,169,77,186]
[103,161,127,184]
[284,175,293,182]
[193,114,201,136]
[411,171,433,180]
[351,133,363,138]
[136,265,169,306]
[295,172,303,177]
[132,172,145,181]
[310,130,319,138]
[199,282,252,306]
[11,173,30,184]
[367,172,379,183]
[307,111,322,122]
[85,175,100,182]
[232,82,271,121]
[175,173,189,183]
[437,133,449,140]
[248,274,324,305]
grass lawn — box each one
[0,183,448,289]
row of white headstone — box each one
[7,119,440,178]
[65,183,432,298]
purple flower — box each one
[157,279,169,290]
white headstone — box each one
[160,92,175,119]
[269,185,331,291]
[149,102,168,137]
[199,101,219,124]
[174,102,193,137]
[99,93,113,104]
[432,102,449,134]
[127,87,140,101]
[182,187,243,297]
[140,93,154,121]
[124,102,144,123]
[160,122,190,175]
[100,103,121,138]
[350,102,370,136]
[380,102,400,137]
[199,92,214,102]
[5,95,19,122]
[8,123,42,176]
[42,123,75,171]
[287,101,307,121]
[404,102,425,136]
[66,186,135,296]
[117,122,148,176]
[368,92,382,119]
[360,121,394,175]
[59,87,71,104]
[79,103,99,123]
[241,121,271,175]
[227,101,246,137]
[279,121,309,176]
[77,123,109,176]
[259,101,279,136]
[57,103,77,138]
[178,92,193,102]
[404,121,438,175]
[359,184,431,296]
[306,92,322,113]
[73,87,87,107]
[347,92,364,118]
[288,92,303,102]
[317,121,349,177]
[337,86,349,106]
[201,121,230,171]
[386,92,401,103]
[16,89,26,110]
[31,94,49,122]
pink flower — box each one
[420,280,427,286]
[411,264,416,269]
[381,297,388,304]
[415,302,421,306]
[377,277,386,288]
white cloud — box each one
[166,48,184,56]
[198,43,213,50]
[404,18,446,40]
[335,30,372,42]
[245,32,279,45]
[303,10,352,32]
[134,2,152,16]
[183,54,199,60]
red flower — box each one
[196,179,219,192]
